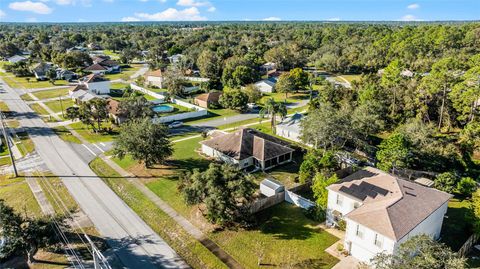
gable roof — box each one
[145,69,163,78]
[7,55,27,63]
[328,167,452,241]
[84,63,108,71]
[106,98,121,116]
[79,73,108,83]
[195,92,222,103]
[201,128,294,161]
[99,59,119,68]
[255,79,275,87]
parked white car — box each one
[168,121,183,128]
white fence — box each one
[130,83,166,100]
[285,190,315,209]
[131,83,208,123]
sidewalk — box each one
[99,154,243,269]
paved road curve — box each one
[0,79,188,269]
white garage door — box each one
[350,243,376,263]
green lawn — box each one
[36,173,78,214]
[89,157,227,269]
[103,64,143,81]
[0,180,42,217]
[110,82,129,90]
[15,132,35,157]
[44,99,74,114]
[210,203,339,268]
[0,101,9,112]
[30,103,49,116]
[440,198,473,251]
[20,93,35,101]
[184,108,241,125]
[33,88,70,100]
[260,92,310,106]
[2,75,68,89]
[69,121,118,143]
[52,126,82,144]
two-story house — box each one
[326,167,451,263]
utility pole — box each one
[0,111,18,177]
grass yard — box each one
[260,92,310,106]
[210,203,339,268]
[30,103,49,116]
[3,75,68,89]
[36,173,78,214]
[33,88,70,100]
[110,82,129,90]
[336,74,361,84]
[52,126,82,144]
[89,157,227,269]
[0,101,9,112]
[440,198,473,251]
[20,93,35,101]
[104,64,143,81]
[0,179,42,217]
[15,132,35,156]
[69,121,118,143]
[44,98,74,114]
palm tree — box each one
[259,98,287,131]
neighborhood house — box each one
[194,92,222,108]
[254,77,277,93]
[145,69,164,88]
[74,74,111,95]
[326,167,451,263]
[200,128,294,171]
[275,113,304,143]
[84,56,120,74]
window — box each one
[374,233,383,248]
[336,194,343,206]
[355,224,363,239]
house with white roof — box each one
[254,77,277,93]
[75,74,110,95]
[7,55,27,64]
[275,113,304,143]
[326,167,451,263]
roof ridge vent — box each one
[405,191,416,197]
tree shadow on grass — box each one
[167,158,211,171]
[255,203,321,241]
[440,200,473,251]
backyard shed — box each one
[260,178,285,197]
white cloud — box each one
[177,0,207,7]
[0,10,6,18]
[130,7,206,21]
[400,14,423,21]
[207,6,215,12]
[9,1,52,14]
[26,17,38,22]
[54,0,92,6]
[121,16,140,21]
[326,17,341,21]
[55,0,74,5]
[262,16,281,21]
[407,3,420,10]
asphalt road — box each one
[0,79,188,269]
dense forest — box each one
[0,22,479,179]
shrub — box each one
[456,177,477,197]
[434,172,459,193]
[337,219,346,231]
[303,205,326,222]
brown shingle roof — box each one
[195,92,222,103]
[200,128,294,161]
[328,167,452,241]
[106,98,121,116]
[145,69,163,78]
[84,63,108,71]
[80,73,108,83]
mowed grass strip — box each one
[0,179,43,217]
[89,157,228,269]
[44,99,74,114]
[33,88,70,100]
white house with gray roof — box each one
[326,167,451,263]
[275,113,304,143]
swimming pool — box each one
[152,104,174,113]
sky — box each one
[0,0,479,23]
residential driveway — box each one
[0,79,188,269]
[332,256,360,269]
